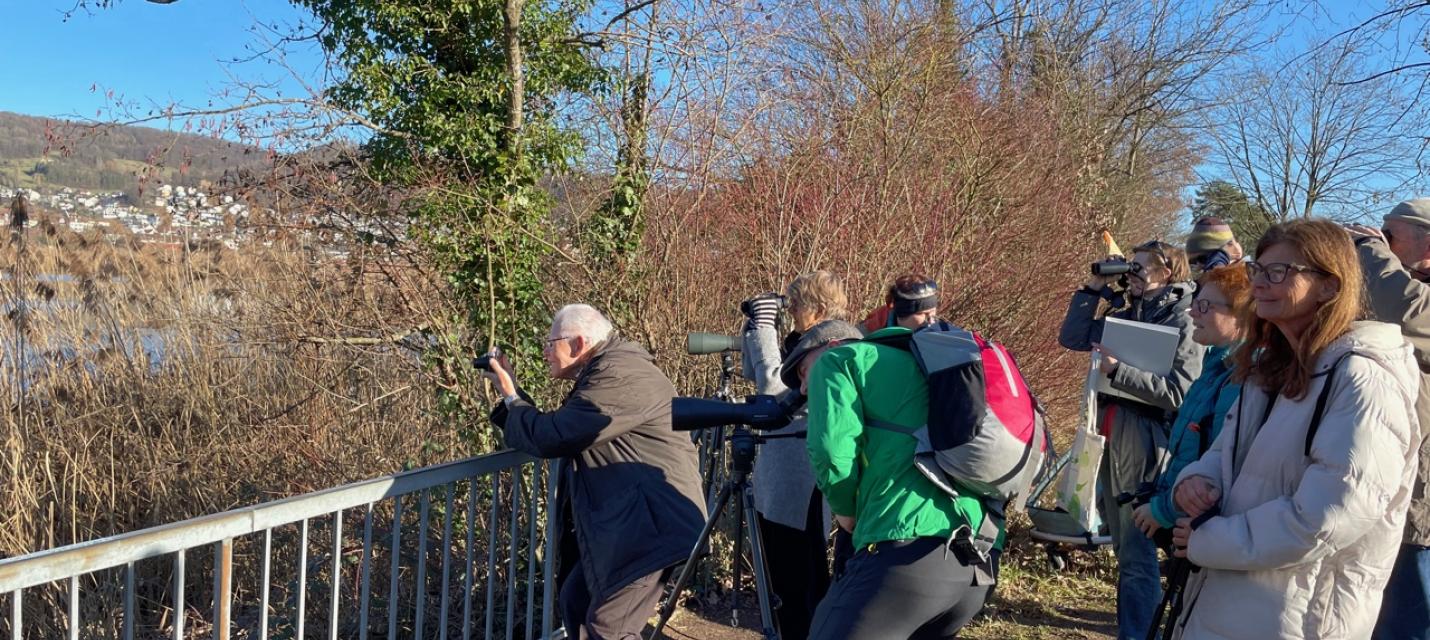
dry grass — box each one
[1,223,465,560]
[963,517,1119,640]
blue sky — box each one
[2,0,1420,221]
[1,0,1404,126]
[2,0,324,121]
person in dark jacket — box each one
[1059,240,1204,640]
[484,304,706,640]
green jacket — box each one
[805,327,986,549]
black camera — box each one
[1116,482,1156,508]
[1091,257,1143,277]
[473,347,503,372]
[671,394,803,432]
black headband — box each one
[892,280,939,317]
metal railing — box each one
[0,450,561,640]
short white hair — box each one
[552,304,614,344]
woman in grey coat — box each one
[1059,241,1205,640]
[740,270,852,640]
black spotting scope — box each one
[687,332,741,355]
[671,394,800,431]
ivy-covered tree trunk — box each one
[298,0,604,450]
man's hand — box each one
[481,351,519,399]
[742,293,782,331]
[1132,503,1160,538]
[1172,517,1194,558]
[834,514,856,533]
[1173,475,1220,518]
[1345,223,1384,244]
[1092,343,1120,375]
[1084,254,1122,289]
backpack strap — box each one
[1304,353,1362,456]
[865,417,922,435]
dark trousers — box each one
[559,562,666,640]
[757,491,832,640]
[808,536,991,640]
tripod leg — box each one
[732,485,745,629]
[1148,559,1191,640]
[1163,563,1194,640]
[648,482,735,640]
[742,482,781,640]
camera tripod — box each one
[650,424,803,640]
[1147,507,1219,640]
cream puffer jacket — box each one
[1171,321,1422,640]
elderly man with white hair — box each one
[483,304,705,640]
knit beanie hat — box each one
[1186,217,1234,257]
[1385,198,1430,229]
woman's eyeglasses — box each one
[1192,298,1231,314]
[1247,262,1326,284]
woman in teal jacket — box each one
[1133,263,1252,537]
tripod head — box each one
[720,425,806,476]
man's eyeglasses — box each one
[1247,262,1326,284]
[543,336,573,346]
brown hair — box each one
[786,271,849,322]
[1133,240,1191,283]
[1196,262,1253,341]
[882,273,937,304]
[1232,220,1364,399]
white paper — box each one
[1095,316,1181,402]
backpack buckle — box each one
[948,525,988,566]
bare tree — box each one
[1208,33,1428,220]
[965,0,1270,235]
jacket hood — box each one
[579,336,654,378]
[1314,321,1415,378]
[1145,281,1196,310]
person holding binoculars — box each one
[741,270,860,640]
[1059,240,1205,640]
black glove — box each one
[741,293,783,331]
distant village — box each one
[1,184,394,258]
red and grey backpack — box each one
[865,321,1049,506]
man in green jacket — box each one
[788,320,994,640]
